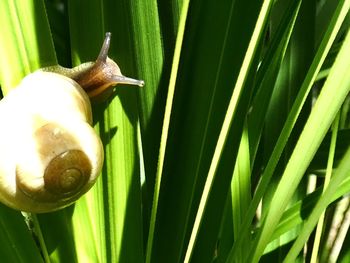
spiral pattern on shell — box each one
[44,150,91,197]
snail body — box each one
[0,33,144,213]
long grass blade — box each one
[184,0,274,261]
[250,25,350,263]
[229,1,350,259]
[145,0,191,262]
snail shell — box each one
[0,33,144,213]
[0,72,103,212]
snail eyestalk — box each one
[40,32,144,100]
[97,32,112,62]
[71,32,144,99]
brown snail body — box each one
[0,33,143,213]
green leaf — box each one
[1,0,350,262]
[0,205,43,262]
[250,18,350,262]
[0,0,56,93]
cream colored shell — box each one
[0,72,103,213]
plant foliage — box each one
[0,0,350,262]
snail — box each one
[0,32,144,213]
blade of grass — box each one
[134,0,164,221]
[125,0,165,255]
[0,0,56,93]
[248,0,302,163]
[250,26,350,263]
[310,113,340,262]
[309,129,350,170]
[184,0,274,261]
[281,28,350,262]
[145,0,190,261]
[148,0,264,261]
[231,123,251,261]
[67,1,144,261]
[223,2,302,261]
[268,170,350,242]
[0,205,43,262]
[229,1,350,259]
